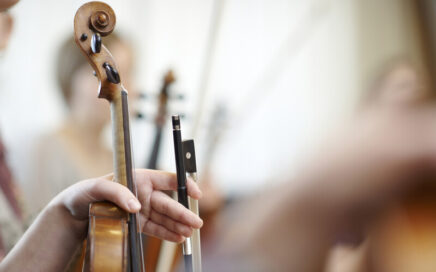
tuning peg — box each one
[135,111,147,120]
[103,62,120,84]
[138,93,148,99]
[172,94,185,100]
[91,33,101,54]
[80,33,88,41]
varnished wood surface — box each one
[74,1,119,102]
[84,202,129,272]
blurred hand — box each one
[217,105,436,271]
[53,169,203,243]
[303,106,436,229]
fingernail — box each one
[194,218,203,228]
[128,199,141,211]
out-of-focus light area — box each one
[0,0,429,202]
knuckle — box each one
[145,220,155,233]
[161,201,170,215]
[177,209,187,222]
[171,220,179,232]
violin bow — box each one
[171,115,193,272]
[182,139,201,272]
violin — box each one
[74,2,144,271]
[142,71,176,272]
[146,70,176,170]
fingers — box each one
[142,220,185,243]
[151,191,203,229]
[149,209,193,237]
[135,169,202,199]
[87,170,203,234]
[135,169,177,190]
[186,177,202,199]
[84,179,141,213]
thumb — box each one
[84,179,141,213]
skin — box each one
[0,169,203,271]
[368,62,430,109]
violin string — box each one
[127,101,146,271]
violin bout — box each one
[83,202,129,272]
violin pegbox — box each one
[74,1,121,102]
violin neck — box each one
[146,126,163,169]
[146,83,169,170]
[110,89,131,188]
[110,89,145,272]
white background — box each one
[0,0,423,196]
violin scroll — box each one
[74,1,120,101]
[90,8,115,35]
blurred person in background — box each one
[0,1,204,270]
[29,33,135,216]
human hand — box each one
[52,169,203,243]
[296,107,436,236]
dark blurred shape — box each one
[146,69,176,170]
[182,139,197,173]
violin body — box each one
[84,202,129,271]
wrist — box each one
[0,195,89,271]
[45,198,88,242]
